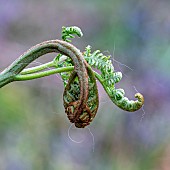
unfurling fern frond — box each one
[110,88,144,112]
[56,26,144,120]
[83,45,144,112]
[56,42,143,114]
[0,25,144,129]
[63,66,99,128]
[55,53,99,128]
[59,26,144,124]
[62,26,83,42]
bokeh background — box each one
[1,0,170,169]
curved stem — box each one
[0,40,89,109]
[0,40,95,126]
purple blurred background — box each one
[1,0,170,169]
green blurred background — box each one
[1,0,170,169]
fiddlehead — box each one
[0,26,144,128]
[83,45,144,112]
[62,26,83,42]
[105,87,144,112]
[63,64,99,128]
[59,26,144,116]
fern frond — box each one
[62,26,83,42]
[83,46,144,111]
[56,44,143,112]
[84,45,122,87]
[102,72,122,85]
[110,88,144,112]
[84,46,112,70]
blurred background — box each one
[0,0,170,169]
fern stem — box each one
[21,61,55,75]
[14,66,74,81]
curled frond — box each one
[57,44,144,113]
[112,89,144,111]
[103,86,144,112]
[0,25,144,129]
[63,66,99,128]
[62,26,83,42]
[56,53,99,128]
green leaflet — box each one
[84,45,122,88]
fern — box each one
[62,26,83,42]
[60,27,122,89]
[83,45,122,88]
[59,26,144,113]
[0,25,144,128]
[56,46,122,89]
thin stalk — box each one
[15,66,103,81]
[21,55,68,75]
[21,61,54,75]
[14,66,74,81]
